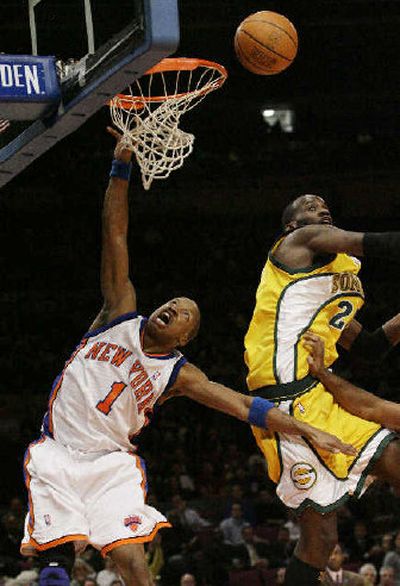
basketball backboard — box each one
[0,0,179,189]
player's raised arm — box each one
[89,128,136,331]
[166,362,357,456]
[304,331,400,431]
[275,194,400,269]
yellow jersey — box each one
[245,237,365,391]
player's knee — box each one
[299,515,337,555]
[374,438,400,482]
[38,543,75,586]
[116,561,151,586]
[317,524,338,556]
[112,555,151,586]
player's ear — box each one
[178,333,190,347]
[284,220,298,233]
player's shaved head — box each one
[281,199,300,229]
[282,195,314,228]
[281,194,329,232]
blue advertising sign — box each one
[0,55,60,119]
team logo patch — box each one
[124,515,142,533]
[290,462,317,490]
[151,371,161,381]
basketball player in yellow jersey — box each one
[244,194,400,586]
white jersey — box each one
[42,312,186,453]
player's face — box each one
[148,297,200,347]
[292,195,333,228]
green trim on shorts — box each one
[303,427,389,482]
[353,431,398,498]
[288,489,352,515]
[276,432,284,483]
[286,431,398,515]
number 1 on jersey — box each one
[96,382,127,415]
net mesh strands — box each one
[0,118,10,134]
[109,58,227,190]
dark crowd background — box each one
[1,1,400,585]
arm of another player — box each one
[277,224,400,268]
[167,363,357,455]
[89,128,136,331]
[304,331,400,430]
[339,315,400,366]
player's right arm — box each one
[89,128,136,331]
[276,224,400,269]
[337,313,400,368]
[304,331,400,430]
[164,362,357,456]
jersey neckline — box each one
[139,318,177,360]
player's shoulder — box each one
[84,310,141,338]
[175,361,200,377]
[285,224,337,245]
[173,361,207,385]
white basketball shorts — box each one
[21,435,170,557]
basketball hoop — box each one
[109,57,228,190]
[0,118,10,134]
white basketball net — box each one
[109,58,227,190]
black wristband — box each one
[363,232,400,258]
[350,326,392,363]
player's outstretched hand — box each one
[306,426,357,456]
[303,331,325,377]
[107,126,132,164]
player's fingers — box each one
[107,126,121,139]
[303,341,317,356]
[304,333,321,347]
[304,330,318,339]
[307,356,317,373]
[336,441,357,456]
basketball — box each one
[234,11,298,75]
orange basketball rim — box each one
[108,57,228,190]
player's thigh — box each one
[23,437,89,550]
[85,452,169,555]
[295,508,338,567]
[109,543,152,586]
[370,437,400,485]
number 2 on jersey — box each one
[96,382,127,415]
[329,300,354,330]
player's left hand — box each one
[107,126,132,163]
[306,426,357,456]
[303,331,325,376]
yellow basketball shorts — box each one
[252,381,396,513]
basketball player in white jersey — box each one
[21,129,356,586]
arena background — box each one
[1,1,400,582]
